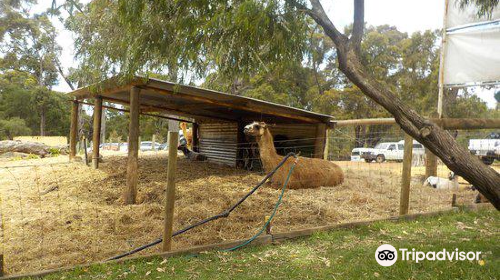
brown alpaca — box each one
[244,121,344,189]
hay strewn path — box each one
[0,152,480,275]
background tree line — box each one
[0,0,497,147]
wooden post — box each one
[162,131,179,252]
[152,134,156,151]
[83,136,89,166]
[192,123,199,152]
[314,123,327,159]
[425,149,438,178]
[323,129,330,160]
[437,0,450,118]
[92,97,103,169]
[124,87,140,204]
[0,253,3,277]
[399,133,413,215]
[69,100,79,160]
[451,194,457,207]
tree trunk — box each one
[40,107,46,136]
[337,47,500,209]
[0,140,50,157]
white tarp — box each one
[447,0,500,29]
[443,27,500,85]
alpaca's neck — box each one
[257,129,279,164]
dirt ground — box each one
[0,152,485,275]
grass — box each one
[24,208,499,280]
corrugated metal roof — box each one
[69,76,332,124]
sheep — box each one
[423,172,459,190]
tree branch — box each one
[286,0,347,47]
[351,0,364,48]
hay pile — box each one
[0,153,480,275]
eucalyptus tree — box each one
[0,0,64,136]
[68,0,500,208]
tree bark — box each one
[289,0,500,209]
[0,141,50,157]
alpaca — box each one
[423,172,459,190]
[243,121,344,189]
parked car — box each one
[159,143,168,150]
[350,148,373,161]
[360,140,425,163]
[140,141,161,151]
[468,132,500,165]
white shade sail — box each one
[446,1,500,29]
[444,27,500,85]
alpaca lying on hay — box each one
[243,121,344,189]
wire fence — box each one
[0,127,494,275]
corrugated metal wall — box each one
[270,124,318,157]
[198,122,238,166]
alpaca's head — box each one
[244,122,268,137]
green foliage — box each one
[0,1,71,137]
[0,117,31,139]
[457,0,500,17]
[67,0,309,84]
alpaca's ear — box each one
[259,122,267,128]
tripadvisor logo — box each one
[375,244,482,267]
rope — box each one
[225,156,298,251]
[107,152,298,261]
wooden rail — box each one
[331,118,500,130]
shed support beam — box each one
[69,100,79,160]
[124,87,140,204]
[314,123,327,159]
[92,97,102,169]
[192,123,199,152]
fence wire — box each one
[0,128,494,275]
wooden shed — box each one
[68,76,333,169]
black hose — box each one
[107,153,297,261]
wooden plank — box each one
[124,87,140,204]
[162,131,179,252]
[314,123,327,159]
[69,100,79,160]
[400,133,413,215]
[332,118,500,130]
[92,97,102,169]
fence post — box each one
[425,149,438,178]
[400,133,413,215]
[162,131,179,252]
[323,129,330,160]
[0,254,4,277]
[152,134,156,151]
[92,97,103,169]
[69,100,79,160]
[124,87,140,204]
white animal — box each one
[423,172,459,190]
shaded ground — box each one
[23,208,500,280]
[0,152,483,275]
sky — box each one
[35,0,497,108]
